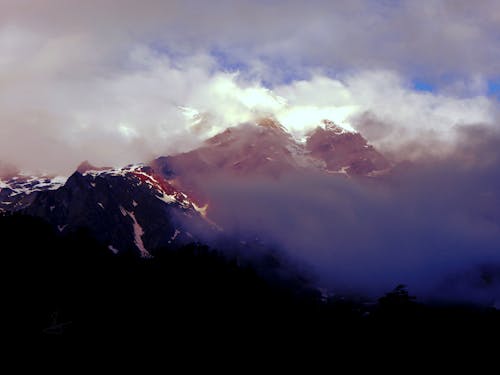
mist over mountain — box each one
[157,120,500,304]
[1,1,500,339]
[2,119,499,307]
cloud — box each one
[0,0,498,173]
[0,0,499,304]
[2,0,499,76]
[184,125,500,304]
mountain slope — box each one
[154,118,389,180]
[153,118,313,179]
[1,164,211,255]
[306,120,390,175]
[0,118,389,255]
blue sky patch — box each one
[412,79,435,93]
[211,48,248,73]
[488,80,500,99]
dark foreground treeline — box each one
[1,214,499,341]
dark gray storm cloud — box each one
[185,125,500,304]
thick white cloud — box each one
[0,0,498,173]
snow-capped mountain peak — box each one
[320,119,357,135]
[0,118,390,255]
[0,161,215,255]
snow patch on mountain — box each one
[0,175,67,196]
[108,245,119,254]
[126,210,150,258]
[193,202,208,218]
[170,229,181,242]
[118,205,150,257]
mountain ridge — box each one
[0,118,389,255]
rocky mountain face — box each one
[153,118,310,179]
[154,118,389,178]
[0,118,389,255]
[306,120,390,175]
[0,174,66,212]
[152,118,390,201]
[0,164,211,256]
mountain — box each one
[1,163,212,255]
[155,118,389,176]
[153,118,313,178]
[152,118,389,197]
[0,118,389,256]
[2,118,500,313]
[0,173,67,212]
[306,120,390,175]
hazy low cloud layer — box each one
[190,125,500,304]
[0,0,499,173]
